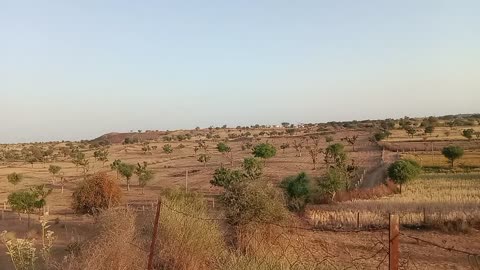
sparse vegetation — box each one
[7,172,23,189]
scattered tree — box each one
[462,129,474,140]
[280,172,312,211]
[118,162,135,191]
[210,167,244,188]
[162,144,173,155]
[405,126,416,138]
[441,146,464,168]
[424,125,434,135]
[306,137,323,170]
[134,162,154,194]
[341,135,359,151]
[110,159,122,180]
[242,157,263,180]
[93,148,109,165]
[280,143,290,153]
[8,185,52,228]
[324,143,347,168]
[7,172,23,189]
[318,167,346,202]
[48,165,61,184]
[252,143,277,164]
[374,130,391,141]
[292,140,303,157]
[197,154,211,168]
[71,152,86,171]
[387,159,421,193]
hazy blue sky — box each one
[1,1,479,143]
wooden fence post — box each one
[389,214,400,270]
[185,170,188,193]
[148,198,162,270]
[423,208,426,224]
[357,212,360,229]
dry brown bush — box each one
[71,172,122,214]
[335,180,398,202]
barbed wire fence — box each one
[133,199,480,270]
[1,198,479,269]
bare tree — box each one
[341,135,359,152]
[292,140,303,157]
[306,137,323,170]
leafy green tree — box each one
[424,125,434,135]
[71,152,86,171]
[210,167,244,188]
[405,126,416,138]
[324,143,347,168]
[280,172,312,211]
[216,142,231,154]
[242,157,263,180]
[93,148,109,165]
[8,191,37,228]
[441,146,464,168]
[162,144,173,155]
[217,142,233,165]
[387,159,421,193]
[134,162,154,194]
[7,172,23,189]
[462,129,474,140]
[110,159,122,180]
[252,143,277,164]
[198,154,211,168]
[48,165,61,184]
[118,162,135,191]
[8,185,52,228]
[318,167,347,202]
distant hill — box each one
[91,131,169,144]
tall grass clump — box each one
[62,208,145,270]
[149,189,227,270]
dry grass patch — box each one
[309,173,480,231]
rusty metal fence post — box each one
[389,214,399,270]
[148,198,162,270]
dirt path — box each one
[360,151,399,188]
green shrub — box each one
[280,172,312,211]
[222,181,286,226]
